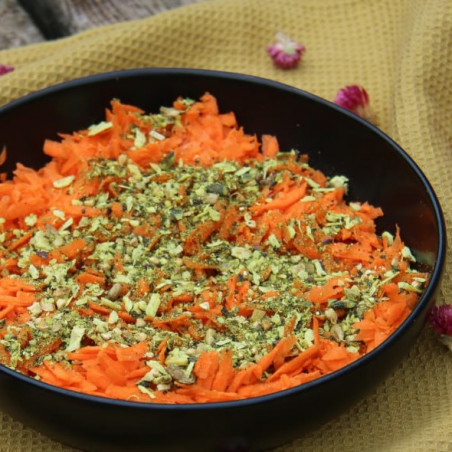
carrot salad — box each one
[0,93,428,403]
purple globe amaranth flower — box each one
[334,85,374,121]
[429,305,452,335]
[0,64,14,76]
[429,304,452,351]
[267,32,306,69]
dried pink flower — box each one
[429,305,452,335]
[334,85,374,121]
[0,64,14,76]
[267,32,306,69]
[429,304,452,351]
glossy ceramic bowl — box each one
[0,69,446,452]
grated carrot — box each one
[0,93,428,404]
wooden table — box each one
[0,0,202,50]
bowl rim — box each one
[0,67,447,411]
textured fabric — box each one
[0,0,451,450]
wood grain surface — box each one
[1,0,202,50]
[0,0,44,49]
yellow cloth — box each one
[0,0,451,450]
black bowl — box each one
[0,69,446,452]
